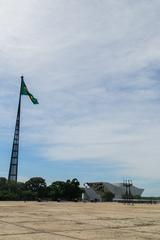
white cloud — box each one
[1,0,160,194]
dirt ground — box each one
[0,202,160,240]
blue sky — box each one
[0,0,160,196]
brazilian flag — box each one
[21,79,39,104]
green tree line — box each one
[0,177,83,201]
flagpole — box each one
[17,76,23,117]
[8,76,23,182]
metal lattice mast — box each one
[8,76,23,182]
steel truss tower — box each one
[8,76,23,181]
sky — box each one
[0,0,160,196]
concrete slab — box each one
[0,202,160,240]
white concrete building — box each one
[83,182,144,201]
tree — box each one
[48,178,82,201]
[21,190,37,201]
[25,177,47,198]
[0,177,7,189]
[48,181,66,201]
[0,177,9,193]
[0,191,18,200]
[102,191,115,202]
[0,176,83,201]
[64,178,82,201]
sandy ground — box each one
[0,202,160,239]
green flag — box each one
[21,79,39,104]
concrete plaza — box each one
[0,202,160,239]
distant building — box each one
[83,182,144,201]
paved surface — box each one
[0,202,160,239]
